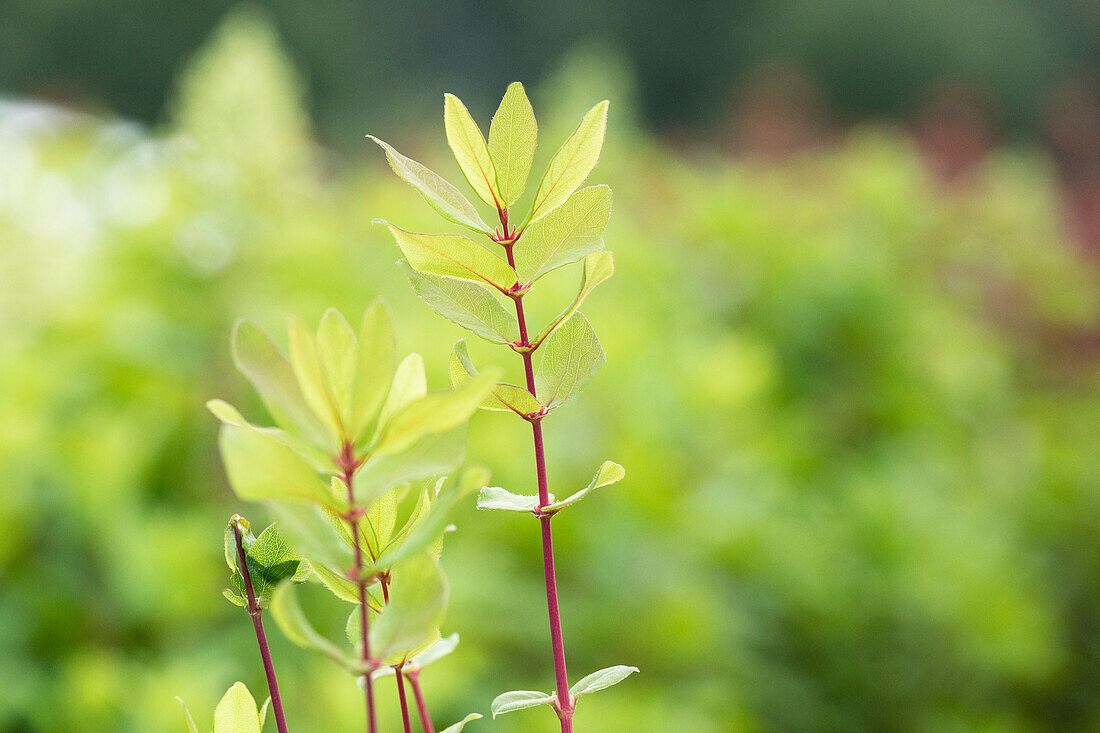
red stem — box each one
[233,522,290,733]
[340,445,378,733]
[394,665,414,733]
[407,670,435,733]
[503,236,575,730]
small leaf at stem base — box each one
[490,690,556,718]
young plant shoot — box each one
[207,305,492,733]
[371,82,638,731]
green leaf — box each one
[533,313,605,410]
[367,136,493,235]
[444,93,501,209]
[375,371,499,456]
[376,353,428,438]
[544,461,625,513]
[206,400,332,472]
[489,82,538,207]
[531,251,614,349]
[366,488,399,554]
[218,424,335,508]
[351,300,398,441]
[400,261,519,345]
[231,321,329,446]
[523,100,608,227]
[569,665,640,700]
[490,690,556,718]
[258,699,271,731]
[370,553,448,664]
[226,520,310,609]
[449,340,542,416]
[213,682,261,733]
[313,562,371,605]
[515,185,612,284]
[476,486,546,513]
[382,223,517,294]
[287,316,342,442]
[266,501,355,572]
[270,581,354,667]
[354,426,467,507]
[439,713,482,733]
[316,309,358,429]
[372,467,488,571]
[175,697,200,733]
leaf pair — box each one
[477,460,625,514]
[178,682,270,733]
[371,83,608,234]
[490,665,639,719]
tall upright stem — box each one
[504,234,575,731]
[407,670,435,733]
[340,444,378,733]
[394,665,414,733]
[232,522,290,733]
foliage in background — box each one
[4,10,1100,733]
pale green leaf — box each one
[476,486,547,513]
[544,461,625,513]
[287,316,342,441]
[270,582,353,667]
[351,300,398,441]
[258,698,271,731]
[489,81,538,206]
[372,467,488,571]
[533,313,605,410]
[531,251,614,349]
[490,690,556,718]
[354,426,467,507]
[375,371,499,456]
[400,261,518,345]
[449,339,542,416]
[175,697,200,733]
[444,93,501,208]
[367,488,399,554]
[569,665,640,700]
[371,632,460,679]
[382,223,517,294]
[439,713,482,733]
[515,185,611,283]
[231,321,328,445]
[218,424,335,507]
[312,562,366,604]
[376,353,427,440]
[523,100,608,227]
[370,553,448,664]
[266,501,355,571]
[316,309,358,428]
[367,136,493,235]
[213,682,260,733]
[206,400,332,472]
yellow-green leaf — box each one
[351,300,397,441]
[367,136,493,235]
[383,223,517,294]
[316,309,357,428]
[218,424,335,508]
[449,339,543,416]
[524,100,608,227]
[400,261,519,345]
[213,682,260,733]
[288,316,342,442]
[444,93,501,209]
[515,185,612,283]
[534,313,605,410]
[488,82,537,206]
[531,251,615,349]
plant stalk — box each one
[340,444,378,733]
[394,664,414,733]
[406,670,435,733]
[503,231,575,731]
[232,522,290,733]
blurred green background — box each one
[4,3,1100,732]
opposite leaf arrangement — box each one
[187,83,634,733]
